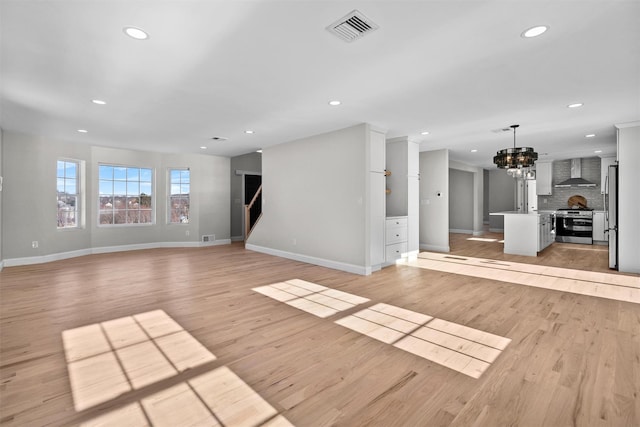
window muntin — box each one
[99,164,153,225]
[57,160,79,228]
[168,169,190,223]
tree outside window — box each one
[169,169,190,224]
[57,160,79,228]
[99,164,153,225]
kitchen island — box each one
[490,211,555,256]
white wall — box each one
[419,149,449,252]
[1,131,230,264]
[616,123,640,273]
[246,124,374,274]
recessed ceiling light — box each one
[123,26,149,40]
[256,149,263,153]
[77,129,88,133]
[585,134,596,138]
[244,130,254,134]
[421,131,429,135]
[328,100,341,106]
[91,99,106,105]
[594,150,603,153]
[200,146,207,150]
[470,149,478,153]
[521,25,549,38]
[567,103,584,108]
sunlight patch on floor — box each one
[411,252,640,304]
[253,279,369,318]
[254,281,510,378]
[64,310,294,426]
[336,303,510,379]
[466,237,499,242]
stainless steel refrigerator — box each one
[606,164,618,270]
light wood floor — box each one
[1,234,639,426]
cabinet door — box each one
[536,162,553,195]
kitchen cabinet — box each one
[593,211,608,242]
[535,161,553,195]
[538,213,555,251]
[600,156,616,194]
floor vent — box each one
[326,10,378,43]
[202,234,215,243]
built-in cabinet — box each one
[600,156,616,194]
[385,217,408,262]
[535,161,553,195]
[368,127,387,269]
[385,137,419,264]
[593,211,608,242]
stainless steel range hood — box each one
[554,158,597,188]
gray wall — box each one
[229,152,262,240]
[488,169,516,231]
[449,168,474,232]
[537,157,604,210]
[419,149,449,252]
[246,124,368,269]
[1,131,230,261]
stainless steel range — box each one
[555,208,593,244]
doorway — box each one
[244,174,262,239]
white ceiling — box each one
[1,1,639,168]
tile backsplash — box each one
[537,157,605,211]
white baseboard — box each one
[245,244,370,275]
[419,243,450,252]
[231,235,244,242]
[2,239,232,267]
[489,228,504,233]
[472,230,485,236]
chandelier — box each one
[493,124,538,174]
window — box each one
[57,160,80,228]
[169,169,190,223]
[99,164,153,225]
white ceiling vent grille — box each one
[326,10,379,43]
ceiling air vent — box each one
[210,136,228,141]
[326,10,379,43]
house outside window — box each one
[169,169,190,223]
[57,160,80,228]
[99,164,153,225]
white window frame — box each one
[57,159,83,229]
[98,163,155,226]
[168,168,191,224]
